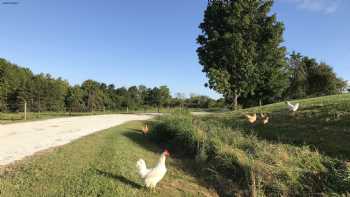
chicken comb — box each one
[164,149,170,154]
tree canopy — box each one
[197,0,288,108]
[286,52,346,99]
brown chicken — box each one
[142,124,149,135]
[245,114,257,124]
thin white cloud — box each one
[282,0,341,14]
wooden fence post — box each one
[24,101,27,121]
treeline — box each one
[240,52,347,107]
[0,58,222,113]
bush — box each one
[149,111,199,155]
[150,112,350,196]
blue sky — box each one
[0,0,349,99]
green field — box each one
[0,121,216,197]
[0,108,181,124]
[0,112,108,124]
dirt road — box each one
[0,114,152,166]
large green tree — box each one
[197,0,287,109]
[286,52,346,99]
[127,86,142,110]
[145,86,171,112]
[65,85,85,112]
[158,85,171,109]
[81,80,105,112]
[306,62,346,96]
[285,52,307,99]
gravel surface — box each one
[0,114,153,166]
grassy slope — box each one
[148,94,350,195]
[0,121,217,197]
[204,94,350,159]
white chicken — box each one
[286,101,300,112]
[136,149,170,189]
[262,116,269,124]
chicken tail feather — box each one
[136,159,149,178]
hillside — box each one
[205,93,350,159]
[149,94,350,196]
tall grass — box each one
[150,112,350,196]
[149,110,199,155]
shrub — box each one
[149,111,199,155]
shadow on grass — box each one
[95,168,142,189]
[122,129,163,153]
[122,129,219,195]
[254,115,350,159]
[209,111,350,160]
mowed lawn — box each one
[0,112,122,124]
[0,112,98,124]
[0,121,217,197]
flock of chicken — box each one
[245,101,300,124]
[135,101,300,190]
[245,113,269,124]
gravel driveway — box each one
[0,114,152,166]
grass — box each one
[202,93,350,159]
[1,94,349,196]
[0,112,110,124]
[149,94,350,196]
[0,107,185,124]
[0,121,217,197]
